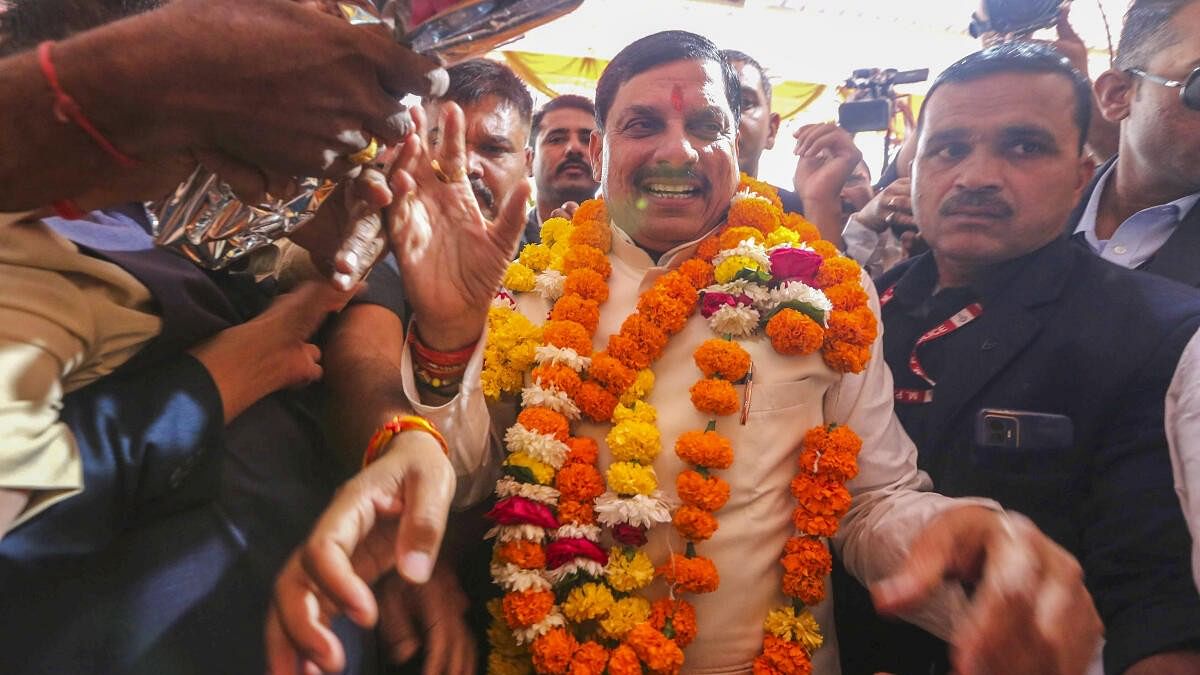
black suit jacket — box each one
[1067,155,1200,287]
[857,238,1200,674]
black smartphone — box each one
[974,409,1074,449]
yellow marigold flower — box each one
[612,400,657,425]
[503,262,536,292]
[505,452,555,485]
[548,239,572,272]
[620,368,656,406]
[606,420,661,464]
[713,255,763,284]
[605,548,656,593]
[763,606,824,653]
[487,617,525,657]
[539,217,573,247]
[487,652,533,675]
[518,243,553,273]
[562,582,614,622]
[599,596,652,640]
[606,461,658,496]
[767,227,802,248]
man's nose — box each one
[653,123,700,166]
[465,149,485,178]
[953,150,1004,191]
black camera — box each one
[837,68,929,133]
[968,0,1066,40]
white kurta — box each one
[404,224,987,673]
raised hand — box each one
[385,103,532,351]
[792,122,864,244]
[854,177,915,234]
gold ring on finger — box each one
[348,136,380,165]
[430,159,466,184]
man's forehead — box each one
[732,61,766,97]
[922,73,1076,134]
[541,108,595,132]
[609,59,730,115]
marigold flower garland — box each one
[483,176,874,674]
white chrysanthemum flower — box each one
[547,559,606,586]
[708,304,762,337]
[505,424,570,469]
[712,239,772,271]
[491,292,518,309]
[534,270,566,302]
[732,188,772,206]
[522,384,581,420]
[770,281,833,320]
[555,524,602,542]
[490,563,552,593]
[485,524,547,543]
[594,492,673,528]
[534,345,592,372]
[706,280,772,311]
[513,610,566,645]
[495,476,560,505]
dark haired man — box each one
[838,42,1200,675]
[1066,0,1200,287]
[274,30,1103,675]
[524,94,600,243]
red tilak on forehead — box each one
[671,84,685,112]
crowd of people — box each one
[1,0,1199,674]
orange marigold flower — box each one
[573,198,608,227]
[756,636,814,675]
[808,240,839,260]
[496,539,546,569]
[822,341,871,375]
[649,597,698,648]
[782,571,827,606]
[607,644,643,675]
[657,554,720,594]
[720,225,766,250]
[589,351,637,396]
[675,430,734,470]
[824,307,877,348]
[653,271,699,307]
[532,364,583,398]
[695,236,723,263]
[765,309,824,356]
[518,407,571,442]
[571,641,610,675]
[693,339,751,381]
[791,507,840,538]
[502,589,555,629]
[625,623,685,674]
[569,221,613,252]
[607,334,651,371]
[678,258,715,289]
[782,536,833,576]
[543,320,594,355]
[618,314,669,365]
[557,462,605,502]
[576,381,619,422]
[822,281,869,311]
[563,268,610,304]
[531,627,577,674]
[799,425,862,482]
[677,470,731,511]
[673,504,719,542]
[815,256,862,288]
[789,473,852,516]
[783,213,821,242]
[637,290,692,336]
[728,197,781,235]
[565,436,599,466]
[689,378,740,417]
[551,295,601,334]
[739,173,783,209]
[558,499,596,525]
[563,245,612,279]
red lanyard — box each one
[880,285,984,404]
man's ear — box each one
[589,129,604,183]
[764,112,781,151]
[525,147,533,175]
[1095,69,1135,124]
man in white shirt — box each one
[270,29,1102,675]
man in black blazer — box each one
[1066,0,1200,286]
[836,44,1200,675]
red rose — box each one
[611,523,649,547]
[545,538,608,569]
[487,496,559,529]
[769,247,823,285]
[700,291,754,318]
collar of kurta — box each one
[609,219,721,271]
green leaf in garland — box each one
[763,300,827,328]
[734,267,773,285]
[503,465,537,484]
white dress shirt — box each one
[1166,328,1200,592]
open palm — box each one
[385,103,530,350]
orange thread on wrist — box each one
[361,415,450,467]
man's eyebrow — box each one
[922,128,970,146]
[999,125,1058,146]
[686,105,732,124]
[616,104,663,122]
[480,133,517,149]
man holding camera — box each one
[837,43,1200,675]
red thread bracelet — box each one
[410,328,477,368]
[37,41,140,169]
[51,199,86,220]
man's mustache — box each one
[633,166,709,189]
[939,190,1014,218]
[470,176,496,213]
[555,158,591,175]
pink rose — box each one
[611,524,648,547]
[700,291,754,318]
[769,247,823,285]
[487,497,559,529]
[545,538,608,569]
